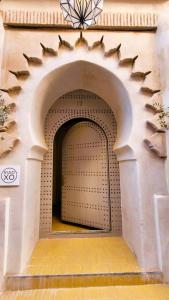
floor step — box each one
[1,285,169,300]
[5,272,163,291]
[25,237,141,275]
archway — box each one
[21,57,146,271]
[29,60,133,155]
[1,33,166,275]
[40,89,121,236]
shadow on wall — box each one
[164,242,169,283]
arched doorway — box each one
[53,119,110,232]
[40,89,121,236]
[16,46,165,272]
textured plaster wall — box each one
[0,0,165,13]
[0,27,166,272]
[0,0,168,290]
[156,1,169,282]
[0,10,6,291]
[0,11,4,83]
[0,197,9,291]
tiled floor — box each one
[1,285,169,300]
[52,216,92,232]
[2,238,168,299]
[25,237,141,275]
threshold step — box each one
[6,272,162,291]
[1,285,169,300]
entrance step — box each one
[5,272,163,291]
[24,237,141,275]
[1,285,169,300]
[7,237,162,291]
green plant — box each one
[0,93,11,126]
[153,101,169,129]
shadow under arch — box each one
[30,60,134,160]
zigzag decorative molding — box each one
[0,32,163,157]
[2,10,158,30]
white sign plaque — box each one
[0,166,20,186]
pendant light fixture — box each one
[60,0,103,29]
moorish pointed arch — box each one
[0,31,165,158]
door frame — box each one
[40,90,122,237]
[53,118,111,232]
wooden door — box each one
[61,121,110,230]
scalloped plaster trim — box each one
[0,31,162,158]
[0,132,19,157]
[2,10,158,30]
[144,132,167,158]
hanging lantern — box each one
[60,0,103,29]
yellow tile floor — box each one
[1,285,169,300]
[52,216,91,232]
[25,237,141,275]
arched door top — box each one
[40,90,122,235]
[31,60,133,154]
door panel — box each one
[61,121,110,230]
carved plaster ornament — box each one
[144,132,166,158]
[7,103,16,110]
[23,53,42,65]
[0,118,16,132]
[141,87,161,96]
[58,35,73,50]
[91,35,104,51]
[131,71,151,80]
[40,43,58,56]
[145,94,163,114]
[0,86,21,95]
[105,44,121,57]
[145,102,162,113]
[119,55,138,67]
[146,114,166,133]
[75,31,88,48]
[9,70,30,79]
[0,132,19,157]
[144,93,168,158]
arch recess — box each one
[30,60,133,154]
[40,89,122,235]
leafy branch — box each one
[0,93,11,126]
[153,102,169,129]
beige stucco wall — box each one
[156,1,169,282]
[0,11,4,83]
[0,0,169,290]
[0,0,165,12]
